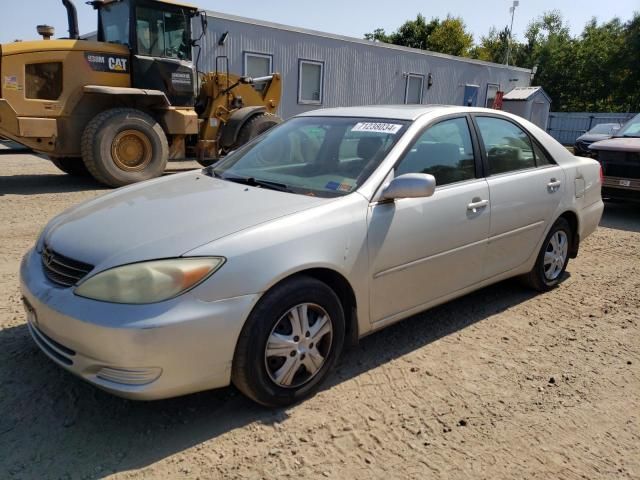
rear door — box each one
[472,115,565,278]
[368,116,490,323]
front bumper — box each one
[19,248,259,400]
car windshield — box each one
[211,117,409,197]
[616,114,640,138]
[588,123,618,135]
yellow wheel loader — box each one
[0,0,282,187]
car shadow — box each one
[599,201,640,233]
[0,277,549,478]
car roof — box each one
[296,105,507,121]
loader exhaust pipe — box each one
[61,0,80,39]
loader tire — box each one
[234,113,282,148]
[81,108,168,188]
[49,156,91,177]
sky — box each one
[0,0,637,44]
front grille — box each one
[41,245,93,287]
[597,151,640,179]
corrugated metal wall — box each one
[195,12,532,119]
[547,112,637,145]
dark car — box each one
[589,114,640,201]
[574,123,620,156]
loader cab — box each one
[94,0,198,106]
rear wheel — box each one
[81,108,168,187]
[523,217,572,291]
[49,156,91,177]
[232,276,345,407]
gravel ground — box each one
[0,152,638,480]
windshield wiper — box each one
[222,175,293,193]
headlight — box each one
[74,257,225,304]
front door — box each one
[368,116,490,324]
[132,2,196,106]
[472,115,565,277]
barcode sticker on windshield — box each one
[351,122,403,134]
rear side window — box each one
[475,117,535,175]
[396,117,476,186]
[532,141,554,166]
[25,63,62,100]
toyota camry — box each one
[20,106,604,406]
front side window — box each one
[298,60,324,104]
[136,7,191,60]
[212,117,409,197]
[99,1,130,46]
[475,117,535,175]
[405,74,424,104]
[396,117,476,186]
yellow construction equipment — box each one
[0,0,282,187]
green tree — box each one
[619,13,640,111]
[364,14,472,56]
[363,28,390,43]
[471,26,510,63]
[427,16,474,56]
[521,11,579,111]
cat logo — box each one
[85,52,130,74]
[108,57,128,72]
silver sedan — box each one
[20,106,604,406]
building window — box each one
[405,74,424,104]
[298,60,324,105]
[244,52,273,79]
[485,83,499,108]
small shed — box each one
[501,86,551,130]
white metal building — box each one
[194,11,534,119]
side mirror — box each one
[381,173,436,201]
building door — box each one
[463,84,479,106]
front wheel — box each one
[81,108,168,187]
[232,276,345,407]
[523,217,572,291]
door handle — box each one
[547,178,562,192]
[467,199,489,212]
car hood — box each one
[576,134,610,143]
[589,137,640,152]
[43,171,327,270]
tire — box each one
[232,276,345,407]
[523,217,572,292]
[81,108,168,188]
[49,156,91,177]
[234,113,282,149]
